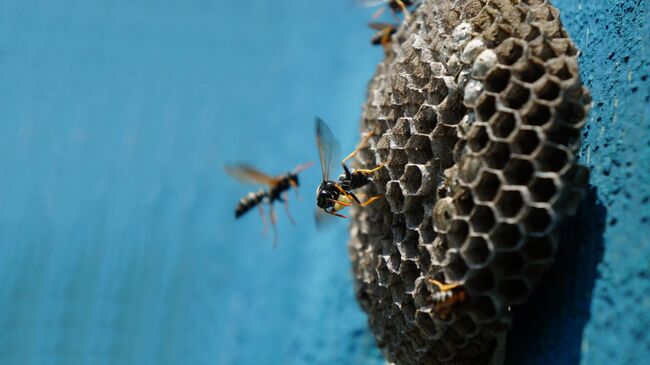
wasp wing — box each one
[224,164,279,186]
[368,22,395,31]
[315,118,340,182]
[358,0,389,7]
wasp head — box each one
[316,181,338,210]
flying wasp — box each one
[361,0,416,21]
[315,118,385,218]
[225,162,313,245]
[369,22,397,48]
[427,278,468,318]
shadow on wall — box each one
[504,187,606,365]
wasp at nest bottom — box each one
[315,118,385,218]
[225,161,313,246]
[427,278,468,318]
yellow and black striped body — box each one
[235,189,267,218]
[234,173,299,218]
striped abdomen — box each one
[235,189,267,218]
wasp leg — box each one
[342,132,374,165]
[282,193,296,225]
[394,0,411,21]
[354,163,386,175]
[258,204,269,237]
[334,184,360,204]
[360,195,384,207]
[328,197,352,207]
[427,278,462,292]
[269,204,279,248]
[325,209,348,219]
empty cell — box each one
[538,143,571,172]
[490,222,523,250]
[388,149,408,179]
[503,158,535,185]
[492,251,525,277]
[471,295,498,323]
[532,40,558,61]
[453,314,478,337]
[474,170,500,202]
[557,100,587,128]
[401,165,423,195]
[414,104,438,133]
[465,268,496,294]
[400,296,417,323]
[489,111,517,139]
[496,38,524,65]
[447,219,469,248]
[495,189,525,218]
[398,233,420,260]
[546,125,581,149]
[454,189,475,216]
[484,142,511,169]
[548,58,576,81]
[536,79,561,101]
[433,197,456,233]
[502,82,531,109]
[523,102,553,127]
[476,94,497,122]
[390,119,412,147]
[468,124,490,153]
[485,67,511,93]
[512,128,541,155]
[386,181,405,213]
[405,202,425,229]
[515,58,545,83]
[458,155,483,184]
[443,250,469,282]
[415,311,438,337]
[461,236,493,268]
[377,257,390,286]
[522,235,556,261]
[523,206,554,234]
[529,176,558,202]
[427,77,449,105]
[400,260,420,292]
[469,205,496,233]
[405,135,434,164]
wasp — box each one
[427,278,468,318]
[369,22,397,48]
[361,0,416,21]
[226,162,313,245]
[315,118,385,218]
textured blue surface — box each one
[0,0,648,365]
[0,1,384,364]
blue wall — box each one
[0,0,648,364]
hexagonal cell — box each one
[495,189,525,219]
[400,296,417,323]
[521,235,557,262]
[537,143,571,173]
[401,164,423,195]
[523,206,554,235]
[529,175,558,202]
[512,128,541,156]
[496,279,531,305]
[490,222,523,250]
[503,158,535,185]
[475,94,497,122]
[535,79,561,101]
[557,100,587,128]
[465,268,496,294]
[546,125,581,150]
[405,200,424,229]
[405,134,433,164]
[495,38,525,66]
[426,77,449,106]
[469,205,496,233]
[484,142,511,169]
[453,314,478,337]
[433,197,456,233]
[488,111,517,140]
[470,295,498,323]
[502,82,531,109]
[548,57,577,81]
[414,104,438,134]
[415,310,438,338]
[485,67,511,93]
[467,123,490,153]
[443,250,469,282]
[386,181,405,213]
[390,119,412,147]
[387,148,408,180]
[458,155,483,185]
[447,219,469,248]
[515,58,545,83]
[492,251,526,277]
[460,235,493,268]
[376,257,390,286]
[397,232,419,260]
[400,260,420,293]
[474,170,500,202]
[522,102,553,127]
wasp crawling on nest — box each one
[315,118,385,218]
[225,161,313,246]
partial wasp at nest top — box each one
[225,161,313,246]
[315,118,385,219]
[360,0,417,21]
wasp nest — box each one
[349,0,591,363]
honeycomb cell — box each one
[444,250,469,282]
[401,165,423,195]
[475,94,497,122]
[484,67,510,93]
[405,198,425,229]
[453,314,479,337]
[548,57,577,81]
[454,189,475,217]
[458,155,483,184]
[414,104,438,133]
[492,251,526,277]
[401,260,420,292]
[489,222,523,250]
[469,205,496,233]
[405,134,434,164]
[465,269,496,294]
[494,189,525,219]
[467,124,490,153]
[427,77,449,106]
[460,235,493,268]
[495,38,524,65]
[398,233,420,260]
[483,142,510,169]
[391,119,412,147]
[512,128,542,156]
[471,295,498,323]
[521,235,556,262]
[502,82,531,109]
[474,170,500,202]
[433,197,456,233]
[415,310,438,338]
[447,219,470,248]
[523,206,553,235]
[503,158,535,185]
[388,149,408,180]
[535,78,561,101]
[529,175,558,202]
[522,102,553,127]
[537,143,571,173]
[557,100,588,128]
[488,111,517,140]
[387,181,405,213]
[515,58,545,83]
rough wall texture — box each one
[348,0,649,364]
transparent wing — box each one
[368,22,394,31]
[315,118,340,182]
[225,164,278,185]
[359,0,389,7]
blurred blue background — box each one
[0,0,384,364]
[0,0,648,365]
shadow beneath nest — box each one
[504,187,606,365]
